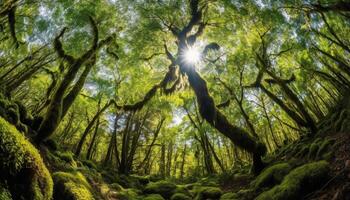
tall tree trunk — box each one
[104,114,119,165]
[137,117,164,170]
[36,18,114,142]
[160,144,166,178]
[75,100,113,157]
[260,96,279,149]
[180,144,187,179]
[119,113,134,174]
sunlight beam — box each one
[183,46,201,65]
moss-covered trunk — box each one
[180,62,266,173]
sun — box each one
[183,46,201,65]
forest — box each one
[0,0,350,199]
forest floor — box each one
[1,93,350,200]
[306,132,350,200]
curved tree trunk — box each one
[180,62,266,173]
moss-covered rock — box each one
[174,185,191,196]
[144,194,165,200]
[171,193,192,200]
[256,160,329,200]
[130,174,150,185]
[220,192,239,200]
[0,117,53,200]
[252,162,292,189]
[194,186,222,200]
[113,188,140,200]
[144,180,177,198]
[53,171,93,200]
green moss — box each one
[0,117,53,200]
[55,151,75,163]
[144,180,177,199]
[174,185,191,196]
[197,177,219,186]
[110,183,124,191]
[307,143,319,160]
[220,192,239,200]
[0,184,12,200]
[194,186,222,200]
[256,160,329,200]
[130,174,150,185]
[144,194,165,200]
[81,159,97,169]
[316,139,335,159]
[114,188,141,200]
[334,109,347,131]
[252,162,292,189]
[53,171,93,200]
[171,193,192,200]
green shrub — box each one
[0,117,53,200]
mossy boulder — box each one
[256,160,329,200]
[130,174,150,185]
[194,186,222,200]
[0,117,53,200]
[144,194,165,200]
[252,162,292,189]
[144,180,177,199]
[174,185,191,196]
[220,192,239,200]
[171,193,192,200]
[114,188,140,200]
[53,171,93,200]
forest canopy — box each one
[0,0,350,200]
